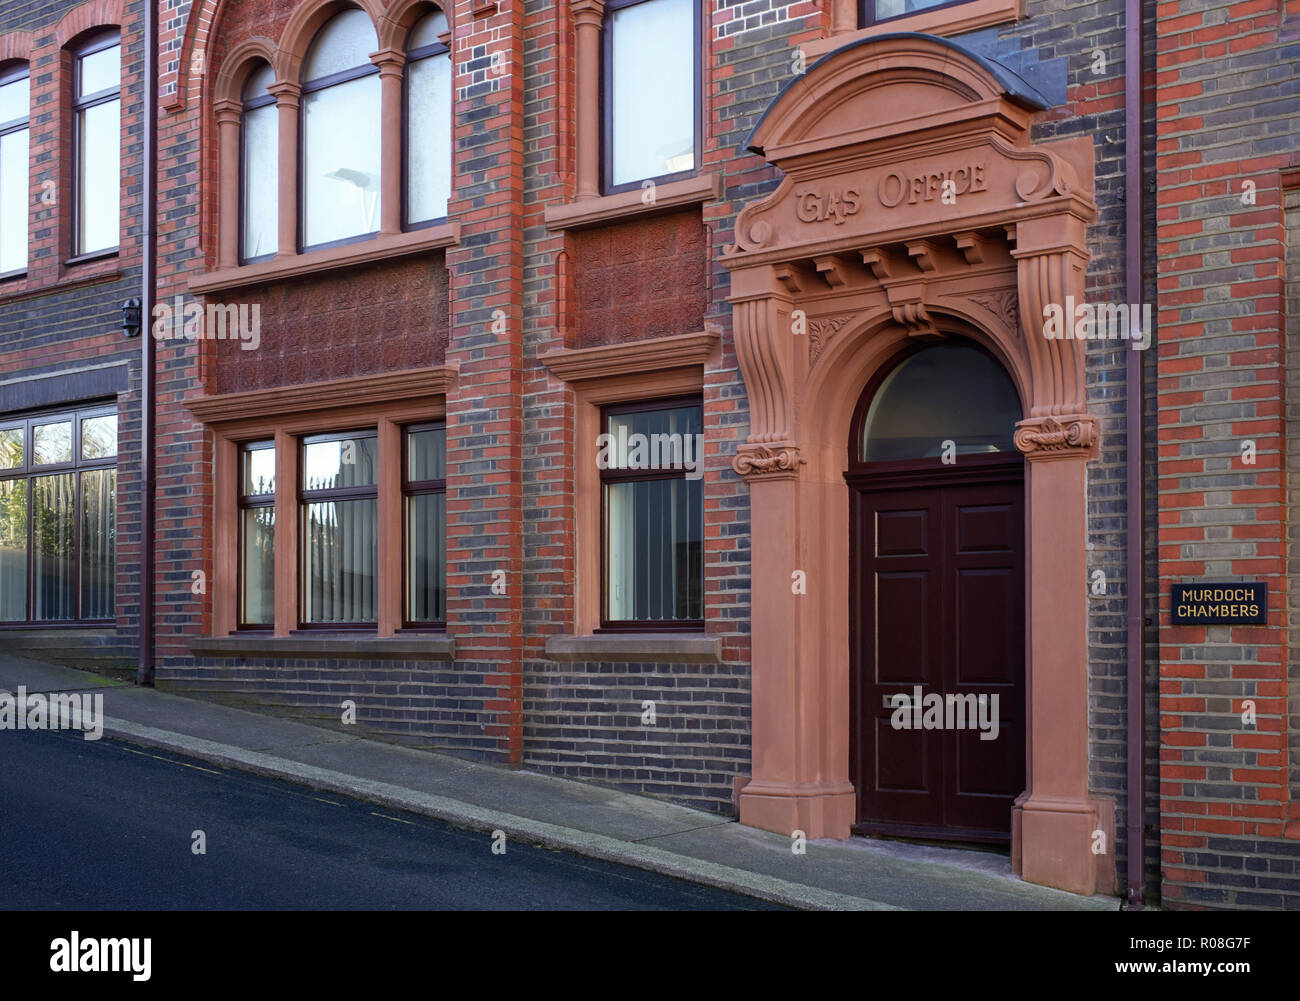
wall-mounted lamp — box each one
[121,298,142,338]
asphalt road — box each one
[0,729,783,910]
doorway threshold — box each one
[826,834,1018,882]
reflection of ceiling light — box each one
[324,167,372,189]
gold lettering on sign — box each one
[794,187,862,226]
[877,162,988,208]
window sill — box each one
[191,634,456,661]
[189,222,461,295]
[545,633,721,664]
[543,172,723,232]
[804,0,1022,61]
[65,248,120,267]
[540,329,720,383]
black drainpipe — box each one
[137,0,157,687]
[1124,0,1146,909]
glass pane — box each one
[33,473,75,621]
[241,507,275,626]
[405,492,445,623]
[604,404,702,472]
[33,421,72,465]
[609,0,694,186]
[303,9,378,80]
[406,426,445,481]
[0,478,26,621]
[303,75,381,246]
[861,344,1022,462]
[302,434,378,490]
[604,476,702,622]
[406,54,452,224]
[79,468,115,619]
[241,444,276,497]
[78,44,120,97]
[243,63,275,101]
[0,127,29,274]
[874,0,949,19]
[0,74,28,126]
[409,11,449,49]
[242,102,278,259]
[78,98,121,254]
[301,498,377,623]
[80,414,117,459]
[0,427,22,469]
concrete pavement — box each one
[0,653,1118,911]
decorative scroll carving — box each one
[1013,415,1099,457]
[808,314,852,363]
[732,444,806,477]
[969,289,1019,338]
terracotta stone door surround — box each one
[722,33,1116,895]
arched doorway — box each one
[846,339,1026,842]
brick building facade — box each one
[3,0,1298,909]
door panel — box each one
[851,470,1024,842]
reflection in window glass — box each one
[241,443,275,496]
[302,11,381,248]
[241,65,278,262]
[404,424,445,625]
[33,473,75,620]
[302,498,377,623]
[0,66,29,276]
[33,422,72,465]
[608,0,695,187]
[0,427,22,468]
[302,434,378,490]
[872,0,951,20]
[81,414,118,459]
[407,12,451,226]
[0,478,27,621]
[860,344,1022,462]
[80,467,115,619]
[75,40,120,256]
[241,507,275,626]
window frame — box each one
[858,0,978,27]
[297,16,383,255]
[296,427,380,630]
[239,65,278,266]
[400,420,447,630]
[0,403,118,627]
[0,62,31,282]
[71,30,122,261]
[597,394,704,633]
[236,439,276,629]
[402,13,452,233]
[600,0,703,196]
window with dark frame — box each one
[299,429,379,627]
[599,397,703,631]
[601,0,701,194]
[237,440,275,628]
[858,0,973,26]
[299,9,382,252]
[0,406,118,625]
[402,423,446,627]
[240,63,278,264]
[72,31,121,258]
[0,63,30,279]
[404,10,452,230]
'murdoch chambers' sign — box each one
[1170,582,1267,625]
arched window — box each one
[0,62,29,277]
[405,9,451,228]
[300,8,381,250]
[240,63,277,263]
[603,0,699,192]
[859,343,1022,463]
[73,31,120,256]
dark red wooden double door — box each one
[849,462,1026,842]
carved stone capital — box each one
[732,443,806,479]
[1013,415,1099,460]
